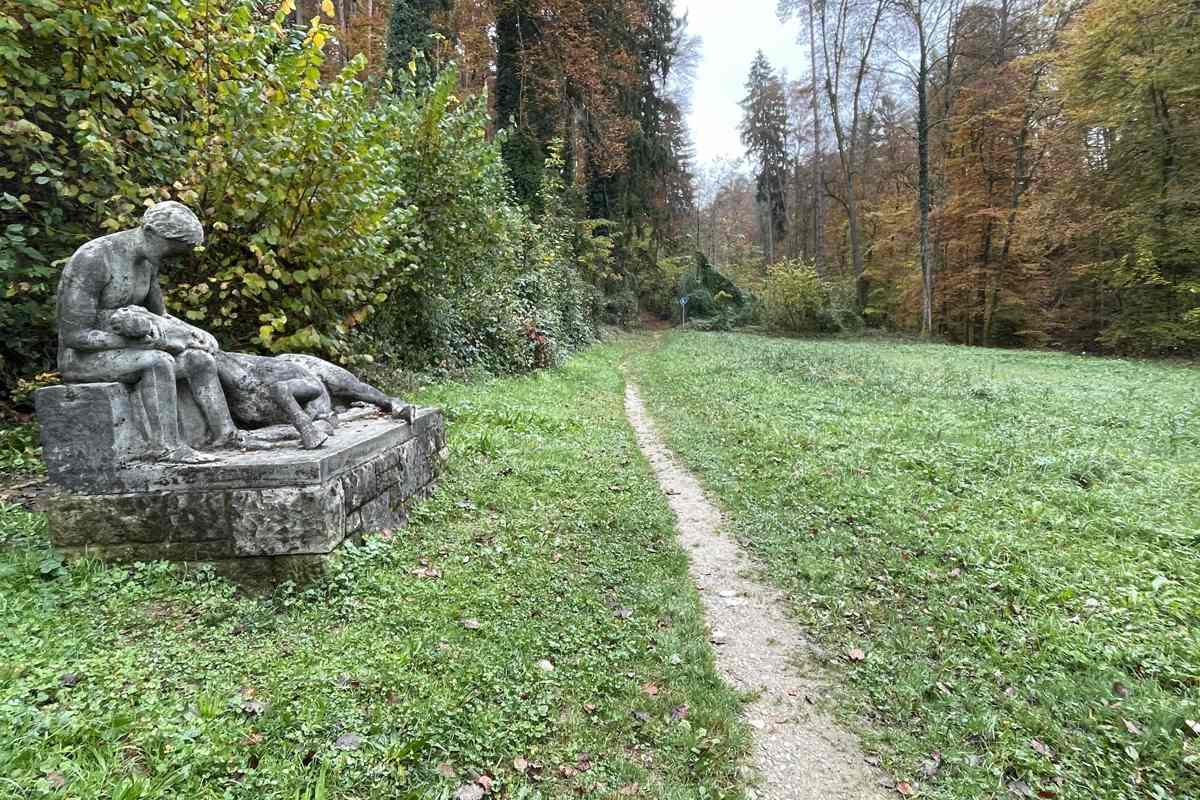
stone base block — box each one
[35,381,211,490]
[45,409,447,583]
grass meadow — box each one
[630,331,1199,800]
[0,343,747,800]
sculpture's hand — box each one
[109,307,159,340]
[190,329,219,354]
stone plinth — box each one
[35,382,213,489]
[38,404,446,583]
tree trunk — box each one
[917,23,934,337]
[808,0,823,275]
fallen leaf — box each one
[583,703,597,713]
[59,673,80,688]
[1123,719,1142,736]
[45,772,66,789]
[1037,792,1058,798]
[475,774,493,792]
[560,764,579,778]
[536,659,554,672]
[632,710,650,723]
[455,784,484,800]
[618,783,641,796]
[243,731,265,747]
[577,752,592,771]
[551,552,563,562]
[1030,739,1052,759]
[1112,682,1130,698]
[438,762,457,778]
[242,700,266,716]
[461,618,481,630]
[615,607,634,619]
[847,647,867,662]
[334,733,362,750]
[641,682,659,697]
[669,654,682,666]
[670,705,689,721]
[1007,780,1033,797]
[513,756,529,772]
[921,751,942,778]
[896,780,914,795]
[412,566,442,579]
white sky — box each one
[676,0,810,166]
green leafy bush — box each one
[1,0,598,395]
[762,259,859,334]
[0,0,210,386]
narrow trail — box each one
[624,384,886,800]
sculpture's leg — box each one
[177,349,239,446]
[268,378,329,450]
[137,351,181,454]
[62,349,216,464]
[279,354,405,413]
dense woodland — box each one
[1,0,1197,403]
[716,0,1199,353]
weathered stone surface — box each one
[49,489,229,546]
[36,381,218,490]
[229,483,346,557]
[46,409,446,582]
[35,383,147,486]
[44,408,443,495]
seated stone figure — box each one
[55,201,239,463]
[215,352,415,450]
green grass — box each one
[0,424,44,478]
[0,342,748,800]
[630,331,1200,800]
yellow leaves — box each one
[320,0,335,17]
[280,0,296,14]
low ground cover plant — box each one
[631,331,1199,800]
[0,342,747,799]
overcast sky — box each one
[676,0,810,167]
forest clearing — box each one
[3,332,1197,799]
[2,0,1198,797]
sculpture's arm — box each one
[57,259,142,352]
[145,276,166,316]
[144,272,218,354]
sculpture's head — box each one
[140,201,204,259]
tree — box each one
[740,51,790,264]
[386,0,453,76]
[892,0,963,336]
[816,0,887,310]
[1055,0,1200,353]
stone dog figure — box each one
[55,201,239,463]
[214,351,415,450]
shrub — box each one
[0,0,599,396]
[0,0,215,387]
[762,259,859,334]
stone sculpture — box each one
[54,201,240,462]
[35,201,447,583]
[215,351,415,449]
